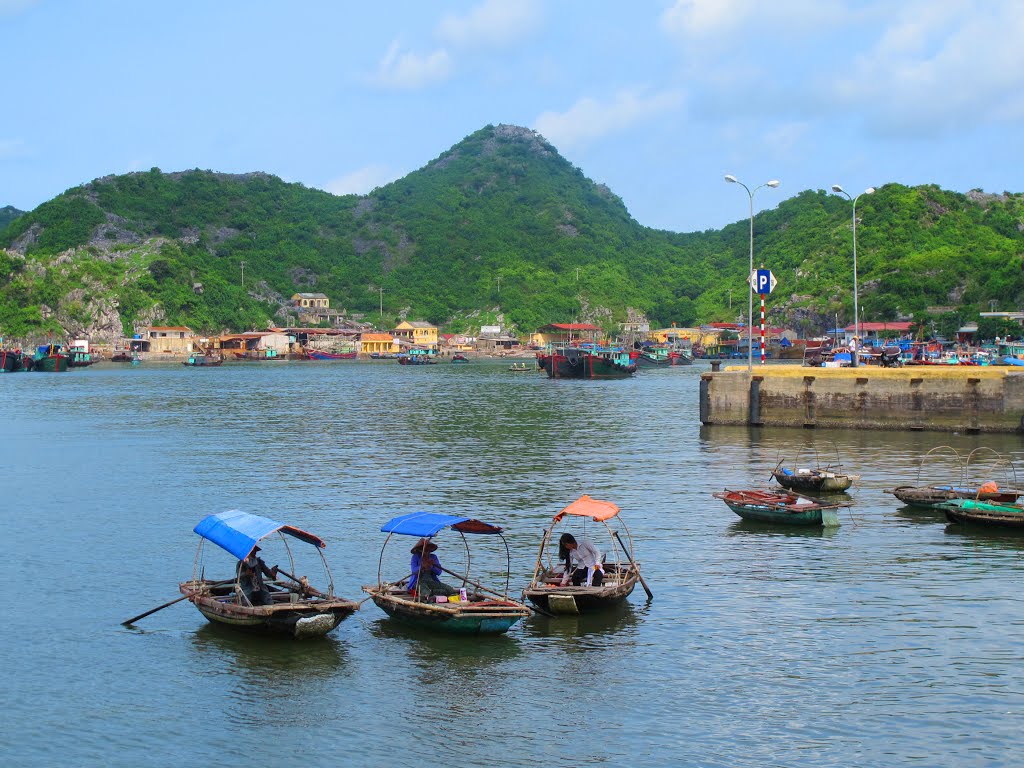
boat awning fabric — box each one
[194,511,325,561]
[381,512,503,537]
[553,495,621,522]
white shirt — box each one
[560,540,603,586]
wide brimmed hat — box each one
[411,537,438,553]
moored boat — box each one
[67,340,93,368]
[771,447,858,493]
[713,488,848,526]
[450,353,469,363]
[183,353,224,367]
[32,343,69,372]
[940,498,1024,529]
[363,512,531,634]
[1,348,26,372]
[306,349,356,360]
[522,495,646,615]
[537,344,637,379]
[397,349,437,365]
[178,511,359,638]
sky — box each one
[2,0,1023,232]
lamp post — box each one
[831,184,875,367]
[724,175,780,371]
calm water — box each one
[3,360,1023,767]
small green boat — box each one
[363,512,531,635]
[713,489,848,527]
[940,498,1024,529]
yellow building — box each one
[360,332,399,355]
[291,293,330,309]
[393,321,438,348]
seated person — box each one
[558,533,604,587]
[409,538,457,599]
[237,546,279,606]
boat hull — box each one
[366,589,529,634]
[941,499,1024,529]
[537,350,636,379]
[1,350,25,372]
[181,583,358,639]
[307,350,356,360]
[33,355,68,372]
[714,489,844,526]
[773,471,856,493]
[523,577,637,615]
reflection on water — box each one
[4,361,1024,767]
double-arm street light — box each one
[831,184,875,367]
[724,175,780,371]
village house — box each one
[393,320,438,350]
[290,293,340,326]
[360,332,399,356]
[475,326,522,354]
[440,333,475,353]
[130,325,197,356]
[217,331,292,358]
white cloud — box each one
[534,89,685,149]
[660,0,845,39]
[834,1,1024,134]
[436,0,541,47]
[371,41,452,89]
[322,165,399,196]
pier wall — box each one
[699,367,1024,433]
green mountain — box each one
[0,205,24,230]
[1,124,1022,342]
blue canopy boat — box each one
[179,511,359,639]
[362,512,531,634]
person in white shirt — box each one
[557,533,604,587]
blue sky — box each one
[2,0,1022,232]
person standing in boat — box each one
[237,546,278,606]
[409,538,457,599]
[558,533,604,587]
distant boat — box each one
[67,342,93,368]
[537,344,637,379]
[451,353,469,363]
[713,488,848,526]
[397,350,437,365]
[306,349,356,360]
[32,343,69,373]
[1,349,26,372]
[183,354,223,367]
[509,362,533,372]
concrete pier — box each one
[699,366,1024,434]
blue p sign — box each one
[755,269,776,294]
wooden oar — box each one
[614,531,653,601]
[437,565,556,619]
[121,577,235,626]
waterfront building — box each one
[393,321,438,350]
[360,332,399,356]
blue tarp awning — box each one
[380,512,503,537]
[381,512,472,537]
[194,510,325,561]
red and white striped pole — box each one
[760,293,766,365]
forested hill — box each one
[0,205,23,230]
[1,123,1023,341]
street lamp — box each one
[831,184,875,367]
[724,175,781,371]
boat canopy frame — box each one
[375,512,512,598]
[190,511,335,606]
[530,495,637,588]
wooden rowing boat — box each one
[713,488,848,526]
[522,495,644,615]
[363,512,530,634]
[182,511,359,639]
[940,498,1024,529]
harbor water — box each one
[3,360,1022,767]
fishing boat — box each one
[712,489,848,526]
[669,349,694,366]
[183,353,223,367]
[509,362,533,372]
[0,348,26,372]
[67,340,93,368]
[32,343,69,372]
[362,512,531,634]
[522,495,647,615]
[940,498,1024,529]
[885,446,1024,509]
[110,349,134,362]
[306,349,356,360]
[771,446,858,493]
[178,511,359,639]
[450,353,469,363]
[634,345,673,367]
[397,349,437,365]
[537,344,637,379]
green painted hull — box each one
[724,502,831,526]
[33,356,68,372]
[941,499,1024,529]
